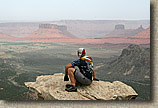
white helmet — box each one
[77,48,86,57]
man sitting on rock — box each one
[64,48,99,92]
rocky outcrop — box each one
[129,27,150,39]
[99,44,150,81]
[24,73,138,100]
[115,24,125,30]
[23,24,75,41]
[52,20,149,38]
[104,25,144,38]
[39,24,67,31]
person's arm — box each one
[93,67,99,81]
[93,67,96,79]
[65,63,73,75]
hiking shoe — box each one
[65,86,77,92]
[66,83,80,88]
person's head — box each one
[77,48,86,58]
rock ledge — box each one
[24,73,138,100]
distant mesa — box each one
[137,25,144,30]
[103,25,145,38]
[129,26,150,39]
[24,24,76,40]
[115,24,144,31]
[0,20,150,39]
[39,24,67,31]
[51,20,150,38]
[0,22,150,45]
[115,24,125,30]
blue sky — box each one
[0,0,150,21]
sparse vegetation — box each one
[0,43,150,100]
[2,42,61,46]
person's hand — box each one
[64,75,69,81]
[93,78,99,81]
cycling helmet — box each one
[77,48,86,57]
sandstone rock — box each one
[130,27,150,39]
[24,24,75,41]
[24,73,138,100]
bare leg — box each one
[65,63,73,75]
[68,68,76,86]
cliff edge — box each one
[24,73,138,100]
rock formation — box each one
[104,25,145,38]
[99,44,150,81]
[24,24,75,41]
[39,24,67,31]
[24,73,138,100]
[129,27,150,39]
[115,24,125,30]
[52,20,149,38]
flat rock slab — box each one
[24,73,138,100]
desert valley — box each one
[0,20,150,100]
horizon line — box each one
[0,19,150,23]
